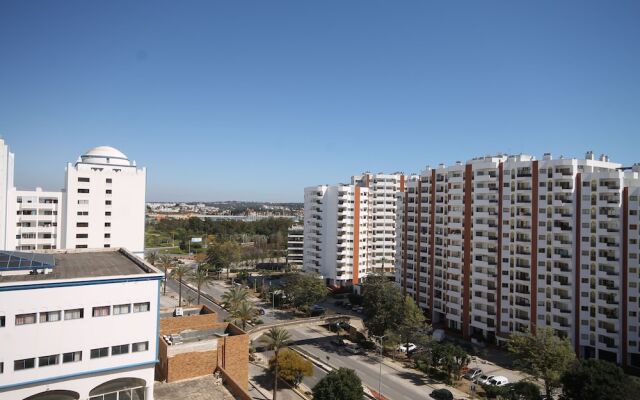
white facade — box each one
[62,146,146,257]
[0,248,162,400]
[287,225,304,268]
[0,142,146,257]
[8,188,62,251]
[303,173,405,285]
[396,152,640,368]
[0,140,15,250]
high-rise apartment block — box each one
[396,152,640,368]
[0,140,146,257]
[287,225,304,269]
[304,173,405,286]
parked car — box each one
[344,345,366,355]
[398,343,417,353]
[432,328,446,342]
[429,388,453,400]
[476,374,495,385]
[310,305,326,316]
[463,368,482,381]
[354,306,364,313]
[487,376,509,386]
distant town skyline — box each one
[1,1,639,202]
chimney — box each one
[585,150,595,160]
[543,153,552,161]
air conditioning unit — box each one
[174,307,183,317]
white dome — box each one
[81,146,131,166]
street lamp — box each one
[371,334,386,399]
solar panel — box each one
[0,251,55,270]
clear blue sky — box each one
[1,1,639,202]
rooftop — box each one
[154,375,236,400]
[0,248,161,284]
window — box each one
[39,354,59,367]
[15,313,37,325]
[92,306,110,317]
[64,308,84,320]
[76,234,88,239]
[76,222,89,228]
[0,316,4,327]
[105,200,112,205]
[132,341,149,352]
[0,362,3,373]
[106,178,112,183]
[133,302,150,313]
[40,311,61,323]
[90,347,109,359]
[113,304,130,315]
[76,245,88,249]
[105,222,111,227]
[104,244,111,248]
[104,233,111,238]
[63,351,82,363]
[78,177,90,182]
[77,189,89,194]
[14,358,35,370]
[105,211,111,216]
[106,189,112,194]
[77,211,89,216]
[111,344,129,355]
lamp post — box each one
[372,334,386,399]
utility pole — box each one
[371,334,386,399]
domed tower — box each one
[61,146,146,257]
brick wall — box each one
[166,350,218,382]
[159,307,218,336]
[218,324,249,390]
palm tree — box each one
[232,300,256,331]
[145,250,159,266]
[189,265,214,305]
[170,263,191,306]
[222,286,249,313]
[157,255,176,295]
[261,327,291,400]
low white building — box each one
[0,248,162,400]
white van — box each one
[487,376,509,386]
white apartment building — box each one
[287,225,304,269]
[62,146,146,256]
[396,152,640,369]
[0,248,163,400]
[304,173,405,286]
[0,140,146,257]
[9,188,62,251]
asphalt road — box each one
[287,325,457,400]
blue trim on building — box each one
[0,276,162,292]
[156,279,161,362]
[0,360,158,391]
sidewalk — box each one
[248,360,308,400]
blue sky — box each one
[1,1,639,202]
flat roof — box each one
[0,248,161,284]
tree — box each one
[395,295,427,353]
[429,342,470,383]
[188,265,214,305]
[222,286,249,313]
[362,274,404,337]
[312,368,363,400]
[145,250,159,266]
[261,327,291,400]
[157,255,176,295]
[280,273,327,313]
[560,359,640,400]
[508,327,575,398]
[269,349,313,388]
[206,241,242,280]
[232,300,256,331]
[170,263,191,306]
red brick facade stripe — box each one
[574,173,582,355]
[429,170,436,317]
[531,161,539,335]
[400,174,405,193]
[622,186,629,367]
[497,163,504,333]
[353,186,361,285]
[463,164,472,339]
